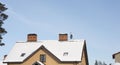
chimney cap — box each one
[59,33,68,34]
[28,33,37,36]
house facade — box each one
[113,52,120,63]
[3,33,89,65]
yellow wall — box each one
[8,47,87,65]
[81,49,87,65]
[114,53,120,63]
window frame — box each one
[40,54,46,62]
[20,53,26,57]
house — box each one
[3,33,89,65]
[113,52,120,63]
[112,52,120,65]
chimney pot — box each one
[27,34,37,42]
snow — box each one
[4,42,42,62]
[0,61,7,65]
[4,39,85,62]
[113,63,120,65]
[43,40,84,61]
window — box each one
[20,53,25,57]
[40,54,46,62]
[63,52,68,56]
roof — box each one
[4,39,85,62]
[0,61,7,65]
[113,52,120,59]
[113,63,120,65]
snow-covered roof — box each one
[4,39,85,62]
[113,63,120,65]
[0,61,7,65]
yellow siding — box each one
[114,53,120,63]
[81,50,87,65]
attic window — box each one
[40,54,46,62]
[21,53,26,57]
[63,52,68,56]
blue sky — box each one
[0,0,120,65]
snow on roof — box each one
[4,42,42,62]
[113,63,120,65]
[4,39,85,62]
[0,61,7,65]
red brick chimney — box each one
[27,34,37,42]
[59,33,68,41]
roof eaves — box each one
[3,61,22,63]
[61,61,80,63]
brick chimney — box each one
[27,34,37,42]
[59,33,68,41]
